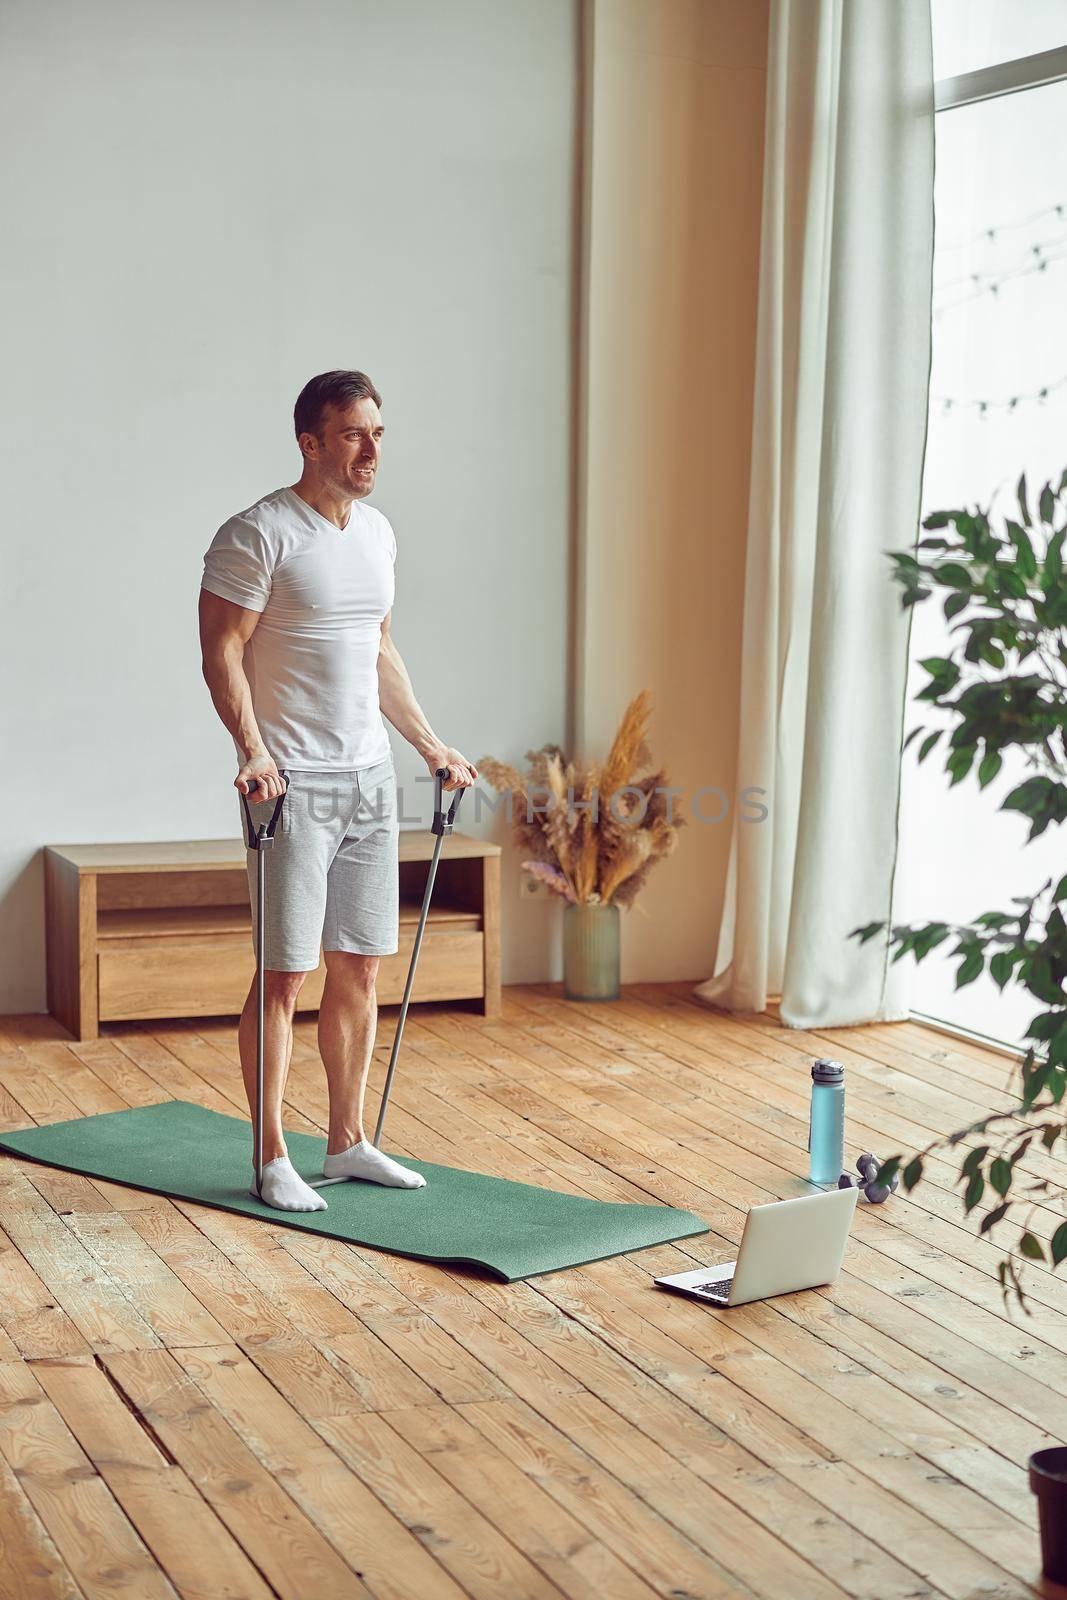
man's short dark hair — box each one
[294,370,383,441]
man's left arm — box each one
[377,610,478,790]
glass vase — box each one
[563,902,620,1001]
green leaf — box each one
[955,948,984,988]
[1051,1222,1067,1267]
[943,591,969,620]
[1018,472,1031,526]
[989,1157,1012,1197]
[938,562,973,589]
[1003,775,1057,821]
[902,1156,924,1190]
[1025,954,1062,1005]
[1039,481,1056,524]
[875,1156,902,1189]
[922,511,951,528]
[1025,1011,1062,1042]
[913,924,952,959]
[947,746,977,787]
[978,750,1003,788]
[1006,519,1038,578]
[961,1145,989,1179]
[1041,1123,1061,1152]
[1048,1026,1067,1069]
[918,655,959,682]
[1019,1231,1045,1261]
[1023,1057,1054,1109]
[990,950,1015,990]
[998,568,1028,600]
[964,1171,985,1212]
[917,731,941,763]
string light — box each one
[936,199,1067,253]
[933,244,1067,318]
[933,230,1067,293]
[931,201,1067,414]
[934,373,1067,416]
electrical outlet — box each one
[519,873,550,900]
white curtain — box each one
[695,0,935,1028]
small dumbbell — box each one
[838,1151,900,1205]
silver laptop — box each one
[654,1186,859,1307]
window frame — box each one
[936,42,1067,111]
[905,36,1067,1051]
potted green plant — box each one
[853,470,1067,1304]
[479,691,685,1000]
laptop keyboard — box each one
[694,1279,732,1304]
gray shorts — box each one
[241,755,399,971]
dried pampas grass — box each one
[479,691,684,908]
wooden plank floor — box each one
[0,982,1063,1600]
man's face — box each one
[304,396,384,499]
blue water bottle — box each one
[809,1058,845,1185]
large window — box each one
[897,14,1067,1049]
[932,0,1067,77]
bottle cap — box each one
[811,1058,844,1085]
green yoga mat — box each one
[0,1101,708,1282]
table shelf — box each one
[45,831,500,1039]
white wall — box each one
[1,0,578,1011]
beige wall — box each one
[575,0,770,980]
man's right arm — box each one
[198,589,286,799]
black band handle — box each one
[433,767,466,836]
[240,770,290,851]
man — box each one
[199,370,477,1212]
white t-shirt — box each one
[201,485,396,771]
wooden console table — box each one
[44,831,501,1041]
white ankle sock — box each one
[250,1155,328,1212]
[322,1140,427,1189]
